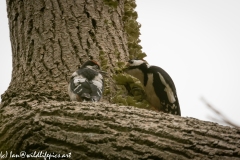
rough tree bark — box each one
[0,101,240,160]
[1,0,240,160]
[2,0,130,104]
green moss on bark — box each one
[110,0,151,109]
[103,0,118,8]
[123,0,146,59]
[112,73,149,109]
[103,0,150,110]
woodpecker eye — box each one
[128,60,134,64]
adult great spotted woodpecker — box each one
[68,60,104,102]
[124,59,181,116]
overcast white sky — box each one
[0,1,240,126]
[135,0,240,125]
[0,1,12,101]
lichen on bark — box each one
[111,0,149,109]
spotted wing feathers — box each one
[69,67,103,102]
[149,66,181,115]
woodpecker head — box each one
[126,59,149,68]
[124,59,149,84]
[124,59,149,72]
[79,60,108,77]
[80,60,100,70]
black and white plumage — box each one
[68,60,104,102]
[124,59,181,116]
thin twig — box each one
[201,97,239,128]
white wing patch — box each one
[74,84,81,91]
[92,80,102,90]
[73,74,86,86]
[77,88,82,93]
[158,72,176,103]
[92,73,103,90]
[97,91,101,96]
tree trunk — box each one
[1,0,240,159]
[2,0,134,104]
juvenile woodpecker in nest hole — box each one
[124,59,181,116]
[68,60,104,102]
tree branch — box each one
[0,101,240,159]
